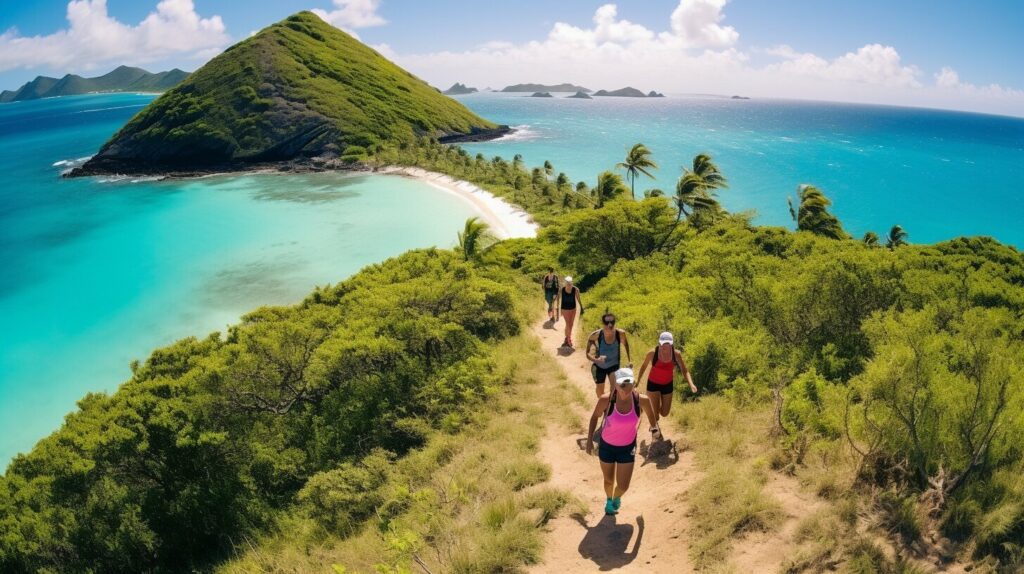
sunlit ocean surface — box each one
[460,92,1024,246]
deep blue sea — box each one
[460,93,1024,246]
[2,92,1023,467]
[0,94,480,466]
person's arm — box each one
[586,396,610,454]
[554,289,561,318]
[635,350,654,383]
[639,395,658,429]
[678,352,698,393]
[575,287,583,308]
[621,330,632,366]
[586,332,603,363]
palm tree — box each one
[543,160,554,177]
[674,153,728,221]
[862,231,880,247]
[616,143,658,200]
[886,225,908,249]
[512,154,524,171]
[592,171,628,208]
[788,184,848,239]
[457,217,496,262]
[555,172,571,192]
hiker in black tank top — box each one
[554,276,582,347]
[541,267,560,321]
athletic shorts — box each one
[598,437,637,464]
[544,290,557,305]
[647,380,674,394]
[592,363,620,384]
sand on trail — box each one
[527,315,835,574]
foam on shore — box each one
[380,166,539,239]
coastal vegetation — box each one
[4,11,1021,573]
[7,131,1022,571]
[616,143,658,199]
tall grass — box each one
[219,328,578,573]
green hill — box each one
[0,66,188,103]
[71,12,507,176]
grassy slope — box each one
[87,12,498,168]
[218,281,583,574]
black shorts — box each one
[592,363,620,384]
[598,437,637,464]
[647,380,674,394]
[544,290,557,305]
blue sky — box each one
[2,1,1022,115]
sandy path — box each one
[528,316,702,573]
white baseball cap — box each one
[564,275,573,282]
[659,332,674,345]
[614,367,635,386]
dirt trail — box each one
[527,316,831,573]
[528,316,701,573]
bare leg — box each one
[600,461,616,498]
[613,462,635,498]
[660,392,673,418]
[648,390,662,427]
[562,310,576,345]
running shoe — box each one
[612,497,621,511]
[604,498,617,515]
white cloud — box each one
[378,1,1022,116]
[0,0,229,72]
[933,65,1023,101]
[312,0,386,32]
[669,0,738,48]
[935,66,960,88]
[765,43,921,88]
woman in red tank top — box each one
[635,331,698,440]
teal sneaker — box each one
[604,498,617,515]
[612,497,621,511]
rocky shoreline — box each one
[66,125,513,178]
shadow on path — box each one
[575,513,645,570]
[638,438,680,469]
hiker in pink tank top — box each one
[585,368,658,515]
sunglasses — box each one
[603,319,616,325]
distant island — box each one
[593,87,658,98]
[443,82,478,95]
[567,91,592,99]
[69,12,508,177]
[501,83,591,93]
[530,92,554,98]
[0,66,189,103]
[731,95,751,100]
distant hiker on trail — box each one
[555,276,582,347]
[542,267,560,321]
[586,313,632,397]
[586,368,658,515]
[636,331,698,441]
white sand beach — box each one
[380,166,539,239]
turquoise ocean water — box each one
[460,93,1024,246]
[2,91,1023,466]
[0,94,480,466]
